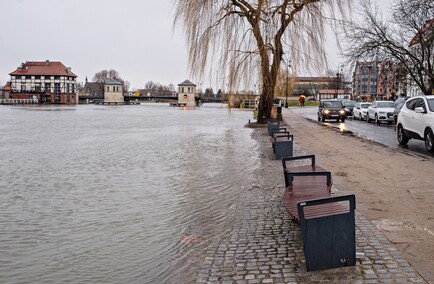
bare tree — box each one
[144,81,158,90]
[174,0,352,123]
[344,0,434,95]
[93,69,130,92]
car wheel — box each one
[317,114,320,122]
[367,114,371,123]
[321,115,325,122]
[397,124,409,145]
[341,117,346,123]
[425,129,434,152]
[359,114,362,121]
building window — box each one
[21,85,26,91]
[54,83,61,94]
[107,86,109,92]
[45,83,51,92]
[54,83,61,103]
[72,85,75,93]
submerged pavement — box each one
[195,113,426,283]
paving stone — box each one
[194,127,426,284]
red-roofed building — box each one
[4,60,78,104]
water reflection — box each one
[0,104,258,283]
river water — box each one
[0,103,260,284]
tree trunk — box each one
[257,78,275,124]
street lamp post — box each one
[285,59,291,108]
[336,64,344,99]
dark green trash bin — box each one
[297,195,356,271]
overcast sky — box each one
[0,0,393,91]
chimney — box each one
[45,60,49,65]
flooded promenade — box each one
[0,104,257,283]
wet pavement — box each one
[195,110,427,284]
[290,106,433,158]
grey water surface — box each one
[0,103,259,284]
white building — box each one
[177,80,197,107]
[104,78,124,104]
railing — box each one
[240,99,257,109]
[0,98,39,104]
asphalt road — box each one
[289,106,434,159]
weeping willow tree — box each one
[174,0,352,123]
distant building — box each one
[293,76,350,100]
[3,60,77,104]
[1,81,12,99]
[78,77,124,104]
[177,80,197,107]
[78,78,102,104]
[352,60,396,101]
[407,18,434,97]
[103,78,124,104]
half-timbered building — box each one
[7,60,77,104]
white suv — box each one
[397,95,434,152]
[353,102,371,120]
[367,101,395,124]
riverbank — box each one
[195,108,430,283]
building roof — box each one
[9,61,77,77]
[178,79,196,86]
[82,82,104,96]
[103,78,122,85]
[1,81,12,91]
[409,18,434,47]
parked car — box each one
[394,96,408,105]
[397,95,434,152]
[393,101,405,125]
[341,100,356,117]
[317,100,346,122]
[352,102,371,120]
[367,101,396,124]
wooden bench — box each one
[281,155,356,271]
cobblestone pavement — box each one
[195,126,426,284]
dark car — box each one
[393,97,408,125]
[318,100,346,122]
[393,101,405,125]
[394,96,408,105]
[341,100,356,117]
